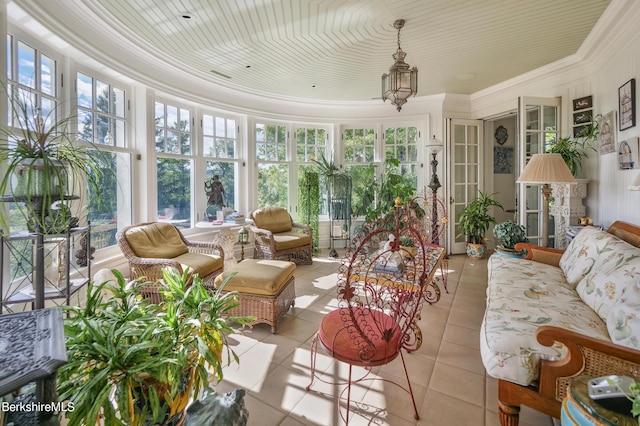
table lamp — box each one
[516,153,576,247]
[238,226,249,262]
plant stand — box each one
[328,173,352,258]
[551,179,589,249]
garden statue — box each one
[205,175,226,208]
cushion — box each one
[174,252,223,279]
[273,232,312,251]
[560,227,620,287]
[125,223,188,258]
[607,280,640,350]
[318,307,401,366]
[574,233,640,320]
[481,254,609,386]
[252,207,292,233]
[531,249,562,267]
[214,259,296,296]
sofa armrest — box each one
[514,243,564,262]
[536,325,640,401]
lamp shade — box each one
[427,135,443,153]
[629,173,640,190]
[517,154,576,184]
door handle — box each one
[450,197,454,204]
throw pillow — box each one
[607,280,640,350]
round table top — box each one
[195,220,251,229]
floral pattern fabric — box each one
[575,230,640,321]
[481,254,609,386]
[607,280,640,350]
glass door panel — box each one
[518,97,561,246]
[448,118,483,254]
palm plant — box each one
[57,268,254,426]
[545,118,599,176]
[457,191,504,244]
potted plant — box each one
[493,220,528,257]
[545,119,599,177]
[399,236,417,258]
[0,86,106,233]
[457,191,503,258]
[57,267,254,426]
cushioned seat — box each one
[249,207,313,265]
[318,308,401,365]
[117,222,224,302]
[214,259,296,332]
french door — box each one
[517,97,561,246]
[448,118,484,254]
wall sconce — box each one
[629,173,640,190]
[238,226,249,262]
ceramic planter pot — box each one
[494,246,527,258]
[466,242,486,259]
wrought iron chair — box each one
[117,222,224,302]
[306,198,445,423]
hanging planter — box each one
[11,158,68,197]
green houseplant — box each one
[545,118,599,177]
[493,220,528,256]
[299,169,320,253]
[0,86,106,233]
[57,268,254,426]
[457,191,503,258]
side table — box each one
[561,376,636,425]
[195,220,251,269]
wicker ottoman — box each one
[214,259,296,333]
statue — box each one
[205,175,226,208]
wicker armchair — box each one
[117,222,224,303]
[249,207,313,265]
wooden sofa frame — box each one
[497,221,640,426]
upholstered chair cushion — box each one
[214,259,295,296]
[124,222,188,258]
[272,232,312,251]
[251,207,293,233]
[175,253,224,279]
[318,308,401,366]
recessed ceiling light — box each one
[245,65,251,68]
[180,12,193,20]
[312,85,316,88]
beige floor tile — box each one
[436,340,486,375]
[429,363,485,407]
[443,323,481,350]
[446,307,485,331]
[418,389,486,426]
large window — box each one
[203,113,238,214]
[344,127,377,217]
[256,122,288,209]
[295,126,327,214]
[384,125,419,189]
[5,36,59,234]
[77,72,131,249]
[155,102,192,226]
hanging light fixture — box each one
[382,19,418,112]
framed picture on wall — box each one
[573,96,593,111]
[618,137,640,169]
[619,78,636,130]
[599,110,617,154]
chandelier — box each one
[381,19,418,112]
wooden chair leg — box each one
[498,399,520,426]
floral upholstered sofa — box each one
[480,221,640,425]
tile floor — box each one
[215,252,559,426]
